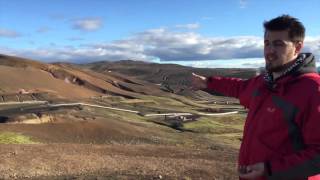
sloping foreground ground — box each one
[0,116,241,179]
[0,144,238,179]
[0,92,244,179]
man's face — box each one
[264,30,302,72]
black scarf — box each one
[263,53,306,87]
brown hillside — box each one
[84,60,257,85]
[0,54,173,101]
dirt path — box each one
[0,143,238,179]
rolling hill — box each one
[0,54,247,179]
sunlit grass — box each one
[0,132,38,144]
[183,115,245,134]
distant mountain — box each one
[82,60,258,95]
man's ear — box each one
[295,41,303,55]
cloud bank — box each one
[1,27,320,67]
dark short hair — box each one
[264,15,305,42]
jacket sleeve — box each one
[206,76,258,108]
[266,88,320,179]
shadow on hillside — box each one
[0,116,9,123]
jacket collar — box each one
[263,53,317,88]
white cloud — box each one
[304,37,320,59]
[72,17,103,31]
[239,0,247,8]
[167,58,265,68]
[0,43,149,63]
[175,23,200,30]
[1,28,320,65]
[0,28,21,38]
[135,29,263,60]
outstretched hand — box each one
[191,72,207,91]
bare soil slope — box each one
[0,54,174,101]
[0,54,245,179]
[0,114,240,179]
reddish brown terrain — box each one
[0,54,249,179]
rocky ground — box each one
[0,115,241,179]
[0,143,238,179]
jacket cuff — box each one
[206,77,213,90]
[265,161,272,176]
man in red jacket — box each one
[192,15,320,180]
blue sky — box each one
[0,0,320,68]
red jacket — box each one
[206,53,320,179]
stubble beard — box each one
[265,58,295,73]
[265,62,284,73]
[265,53,286,73]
